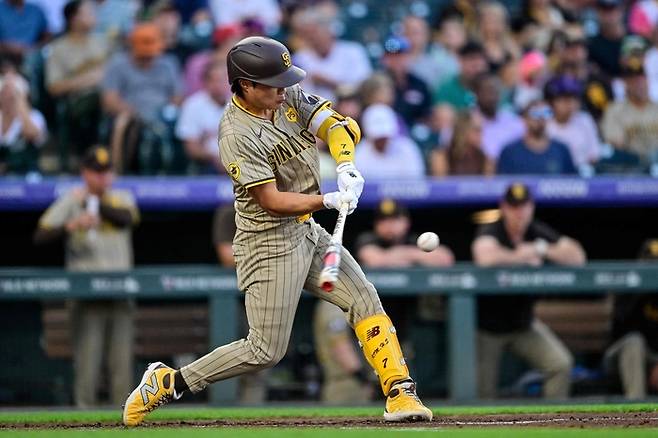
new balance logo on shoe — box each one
[140,374,160,405]
[366,325,380,341]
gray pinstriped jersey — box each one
[218,84,328,248]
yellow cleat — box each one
[384,379,433,422]
[122,362,180,427]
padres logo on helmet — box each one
[226,36,306,88]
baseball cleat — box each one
[383,379,433,422]
[122,361,180,427]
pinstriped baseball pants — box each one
[180,220,384,393]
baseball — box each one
[417,232,440,252]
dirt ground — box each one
[2,412,658,429]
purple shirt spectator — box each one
[481,110,525,161]
[474,73,525,160]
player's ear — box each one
[238,79,251,94]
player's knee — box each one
[621,332,647,353]
[551,350,574,375]
[251,345,285,369]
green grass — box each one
[0,403,655,424]
[2,429,658,438]
[1,404,656,437]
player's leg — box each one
[476,330,507,399]
[604,332,648,399]
[304,222,432,421]
[71,301,105,408]
[108,300,135,406]
[510,319,574,399]
[123,237,314,426]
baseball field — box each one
[1,403,657,437]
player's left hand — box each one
[336,162,364,200]
[323,190,357,214]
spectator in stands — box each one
[402,15,446,92]
[472,182,585,399]
[355,104,425,179]
[0,0,49,62]
[183,23,245,96]
[497,99,577,175]
[359,73,396,108]
[313,298,375,404]
[513,0,565,51]
[293,7,371,104]
[588,0,626,79]
[557,28,613,121]
[92,0,140,45]
[0,72,47,174]
[474,72,525,161]
[380,35,432,128]
[475,1,520,73]
[30,0,68,34]
[171,0,210,26]
[628,0,658,39]
[514,50,548,111]
[601,56,658,167]
[175,62,228,174]
[644,27,658,103]
[33,146,139,408]
[209,0,281,36]
[434,40,488,111]
[150,2,182,55]
[429,15,465,89]
[101,23,182,172]
[545,75,601,169]
[212,203,269,404]
[46,0,109,165]
[430,110,494,177]
[102,23,182,124]
[604,238,658,400]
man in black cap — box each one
[471,183,586,399]
[356,198,454,269]
[604,238,658,399]
[124,36,435,426]
[34,146,139,407]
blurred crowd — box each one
[3,0,658,177]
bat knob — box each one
[321,282,334,292]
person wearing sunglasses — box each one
[496,99,577,175]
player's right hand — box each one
[336,162,365,200]
[323,190,357,215]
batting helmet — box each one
[227,36,306,88]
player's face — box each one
[501,201,534,234]
[82,168,114,195]
[247,82,286,110]
[375,216,410,243]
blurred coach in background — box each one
[34,146,139,407]
[471,183,586,399]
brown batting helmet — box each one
[227,36,306,88]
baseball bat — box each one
[318,202,350,292]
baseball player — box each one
[123,36,432,425]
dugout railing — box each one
[1,263,657,404]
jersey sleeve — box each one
[219,133,276,189]
[286,84,330,131]
[38,193,76,229]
